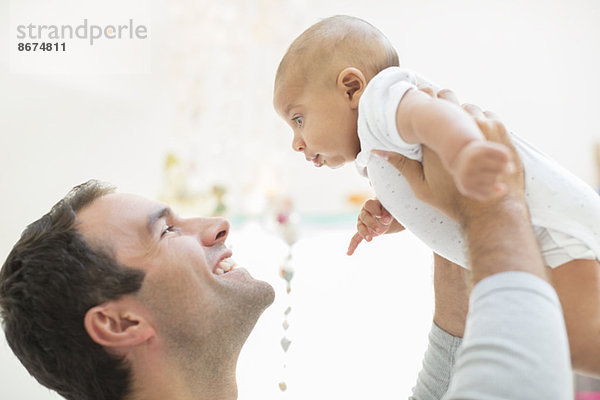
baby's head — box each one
[273,15,398,169]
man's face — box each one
[273,77,361,169]
[77,193,274,351]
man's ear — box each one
[337,67,367,109]
[84,299,154,349]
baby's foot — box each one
[452,140,513,201]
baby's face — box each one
[273,79,361,169]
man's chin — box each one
[240,282,275,338]
[240,275,275,309]
[257,281,276,308]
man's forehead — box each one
[80,192,153,217]
[76,193,162,239]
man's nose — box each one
[292,135,305,152]
[189,217,230,245]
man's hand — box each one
[347,199,405,256]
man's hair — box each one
[0,180,146,400]
[275,15,399,89]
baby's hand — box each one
[347,199,404,256]
[452,140,514,201]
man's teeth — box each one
[215,258,236,275]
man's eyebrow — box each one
[147,207,172,235]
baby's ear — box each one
[337,67,366,108]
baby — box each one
[273,15,600,374]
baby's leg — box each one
[551,258,600,376]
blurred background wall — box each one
[1,0,599,398]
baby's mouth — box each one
[310,155,324,168]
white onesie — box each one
[356,67,600,268]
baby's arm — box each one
[396,89,512,200]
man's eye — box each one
[292,116,303,127]
[161,225,175,238]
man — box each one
[0,182,275,400]
[0,102,571,399]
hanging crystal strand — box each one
[278,246,294,392]
[280,253,294,294]
[274,197,298,393]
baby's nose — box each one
[292,138,305,152]
[291,132,306,152]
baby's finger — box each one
[363,199,383,217]
[359,208,381,232]
[363,200,392,225]
[437,89,460,105]
[379,206,393,224]
[347,232,363,256]
[357,221,375,242]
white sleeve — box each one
[356,67,424,171]
[443,271,573,400]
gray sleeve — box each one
[443,271,573,400]
[409,322,463,400]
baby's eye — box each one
[292,116,303,127]
[161,225,175,238]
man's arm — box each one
[410,254,469,400]
[379,102,572,400]
[432,254,469,338]
[444,123,571,398]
